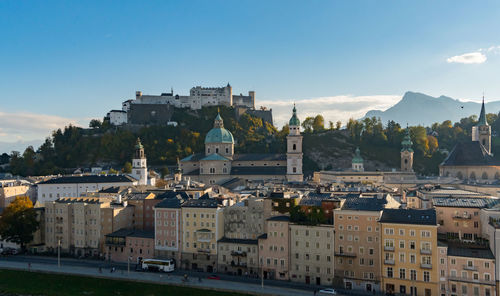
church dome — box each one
[205,113,235,144]
[352,147,364,164]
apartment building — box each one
[217,237,259,276]
[45,197,113,256]
[258,216,290,280]
[0,180,31,211]
[124,192,158,230]
[105,229,154,263]
[181,196,224,272]
[445,244,496,296]
[334,195,399,293]
[154,197,183,264]
[380,208,438,296]
[290,223,335,286]
[433,197,498,241]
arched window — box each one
[404,159,408,164]
[495,172,500,180]
[215,148,219,154]
[293,167,297,173]
[470,172,476,180]
[456,172,463,180]
[482,139,486,146]
[482,172,488,180]
[293,144,296,151]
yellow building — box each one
[181,195,224,272]
[380,208,438,296]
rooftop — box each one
[341,195,388,211]
[432,197,499,208]
[218,237,258,245]
[105,228,154,239]
[38,175,136,185]
[379,208,436,225]
[441,141,500,166]
[267,215,290,222]
[447,245,494,259]
[231,166,287,176]
[182,196,219,208]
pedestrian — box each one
[99,267,102,273]
[313,289,317,296]
[28,262,31,271]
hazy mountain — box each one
[364,91,500,126]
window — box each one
[385,228,394,235]
[410,269,417,280]
[399,229,405,236]
[387,267,393,278]
[423,271,430,282]
[399,240,405,248]
[410,241,415,250]
[399,268,406,279]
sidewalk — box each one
[0,260,313,296]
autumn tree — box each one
[122,162,132,173]
[0,196,39,250]
[312,115,325,132]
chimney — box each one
[117,194,122,203]
[136,91,142,98]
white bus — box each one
[141,258,175,272]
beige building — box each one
[45,197,112,256]
[433,197,498,241]
[0,180,31,211]
[334,195,400,293]
[217,237,259,276]
[258,216,290,280]
[290,224,334,286]
[181,196,224,272]
[380,209,439,296]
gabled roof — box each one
[379,208,436,225]
[154,197,182,209]
[441,141,499,166]
[180,153,205,162]
[38,175,136,185]
[182,197,219,208]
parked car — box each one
[2,248,18,255]
[207,274,220,280]
[318,288,337,295]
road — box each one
[0,255,378,296]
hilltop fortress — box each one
[106,83,273,126]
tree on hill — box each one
[312,115,325,132]
[0,196,39,250]
[122,162,132,173]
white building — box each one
[37,175,137,204]
[287,104,303,182]
[107,110,127,125]
[129,138,155,186]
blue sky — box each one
[1,0,500,151]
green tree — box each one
[312,115,325,132]
[89,119,102,129]
[122,162,132,173]
[301,117,315,133]
[0,196,39,250]
[161,167,170,178]
[335,121,342,130]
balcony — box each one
[197,248,211,253]
[453,213,471,220]
[231,261,247,267]
[384,246,395,251]
[420,249,432,255]
[231,250,247,257]
[384,259,395,265]
[420,263,432,269]
[334,252,357,257]
[463,264,477,271]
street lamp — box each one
[57,240,61,268]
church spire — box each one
[478,95,488,126]
[214,109,224,128]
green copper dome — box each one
[289,105,300,126]
[352,147,364,164]
[205,113,235,144]
[135,138,144,149]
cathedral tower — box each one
[401,127,414,172]
[287,104,303,182]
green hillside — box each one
[2,106,500,177]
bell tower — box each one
[287,104,303,182]
[475,97,492,154]
[131,138,148,185]
[401,126,414,172]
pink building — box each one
[154,197,183,264]
[105,229,154,264]
[258,216,290,280]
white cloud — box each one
[0,110,86,152]
[446,52,487,64]
[259,95,401,128]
